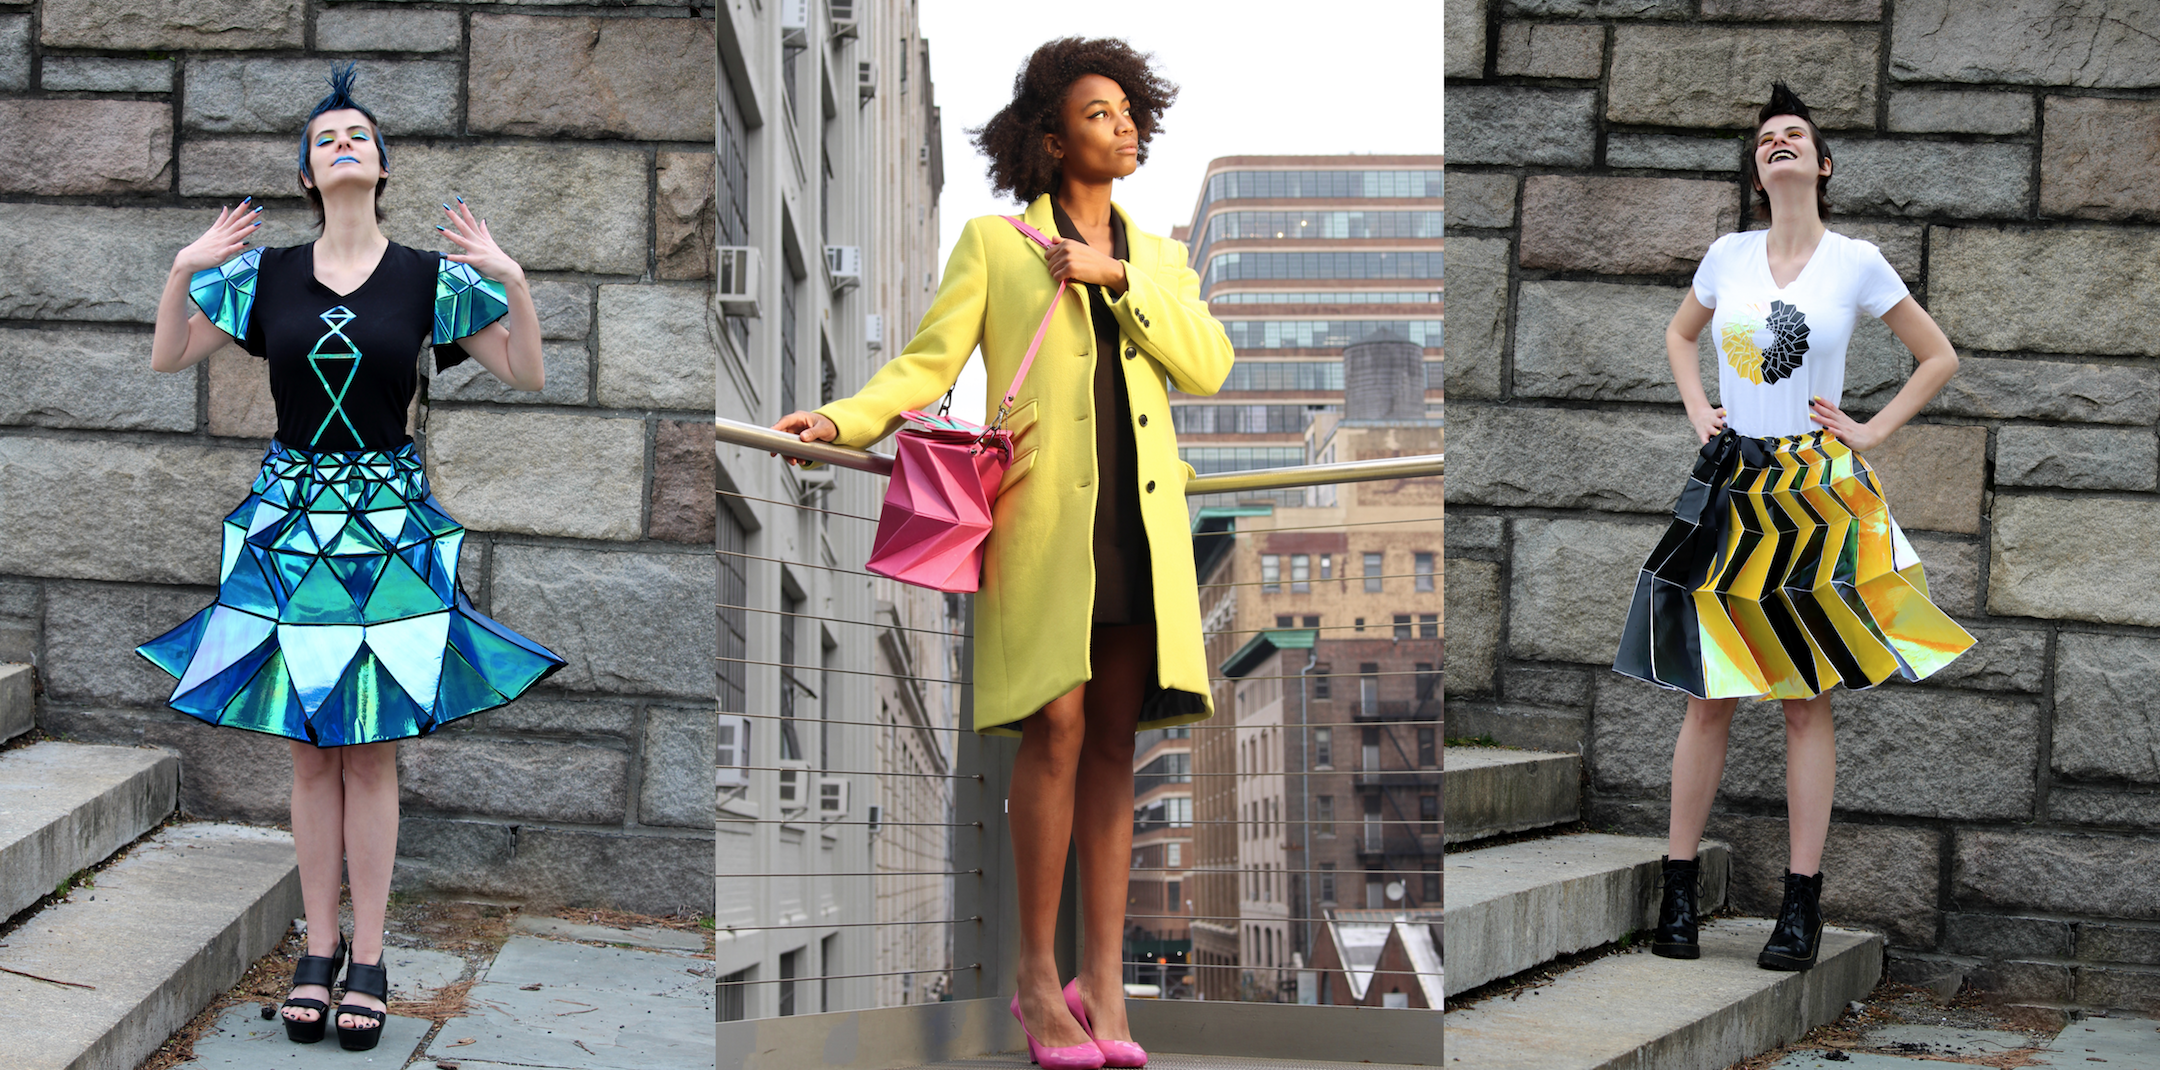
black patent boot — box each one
[1758,870,1825,971]
[1651,856,1702,960]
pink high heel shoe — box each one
[1064,979,1147,1068]
[1011,991,1106,1069]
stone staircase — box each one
[0,663,303,1070]
[1443,745,1884,1070]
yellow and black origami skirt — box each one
[1613,429,1975,700]
[136,439,565,746]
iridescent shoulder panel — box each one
[189,248,263,341]
[433,259,510,345]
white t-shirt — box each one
[1692,229,1910,439]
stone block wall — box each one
[1445,0,2160,1016]
[0,0,719,916]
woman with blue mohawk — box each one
[139,63,564,1051]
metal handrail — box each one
[714,416,1441,493]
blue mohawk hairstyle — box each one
[298,62,388,178]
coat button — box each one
[1145,480,1156,493]
[1138,414,1149,427]
[1124,344,1137,360]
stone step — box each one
[0,822,302,1070]
[1,663,32,743]
[0,741,178,921]
[1445,917,1884,1070]
[1443,746,1581,843]
[1446,831,1730,996]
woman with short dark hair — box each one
[775,36,1231,1070]
[1613,83,1975,973]
[140,64,564,1051]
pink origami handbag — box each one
[864,216,1067,592]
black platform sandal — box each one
[1651,856,1703,960]
[1758,870,1826,971]
[280,935,347,1044]
[335,955,389,1051]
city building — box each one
[712,0,957,1020]
[1128,725,1195,995]
[1189,334,1443,1002]
[1171,155,1443,506]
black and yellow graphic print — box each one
[1719,300,1812,386]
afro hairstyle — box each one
[967,37,1178,205]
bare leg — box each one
[1667,696,1738,861]
[336,740,399,1028]
[284,743,347,1024]
[1073,622,1151,1043]
[1013,685,1092,1048]
[1781,694,1835,876]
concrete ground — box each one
[166,913,715,1070]
[1757,1010,2159,1069]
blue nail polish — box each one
[434,225,446,232]
[442,203,453,212]
[455,195,465,204]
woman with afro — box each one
[775,36,1231,1070]
[1613,83,1973,972]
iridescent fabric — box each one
[1613,429,1975,700]
[434,260,508,346]
[137,440,564,746]
[190,247,261,341]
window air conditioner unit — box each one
[780,0,808,46]
[716,715,751,789]
[824,245,862,294]
[776,760,811,813]
[830,1,858,39]
[864,313,884,351]
[818,777,850,821]
[716,247,761,317]
[858,61,876,101]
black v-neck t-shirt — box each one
[207,241,492,454]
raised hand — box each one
[1043,236,1127,291]
[437,197,524,285]
[175,198,262,276]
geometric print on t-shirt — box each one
[1720,300,1812,386]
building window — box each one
[1416,662,1439,703]
[1362,726,1380,771]
[1417,727,1436,768]
[1393,614,1412,640]
[1276,614,1293,628]
[1261,554,1281,593]
[1319,863,1337,904]
[1420,793,1439,836]
[1316,795,1334,835]
[1419,613,1438,639]
[1364,797,1383,854]
[780,277,799,417]
[779,591,804,760]
[1360,664,1380,715]
[1320,553,1333,580]
[1167,842,1181,867]
[820,933,837,1013]
[1422,863,1440,905]
[1354,617,1365,632]
[1291,554,1310,593]
[1302,615,1319,628]
[778,949,799,1016]
[1166,879,1181,910]
[717,507,748,714]
[1414,552,1434,592]
[718,967,750,1022]
[1365,873,1384,909]
[1313,727,1332,767]
[1364,552,1383,593]
[1314,671,1330,699]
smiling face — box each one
[1752,113,1829,190]
[1045,73,1140,184]
[301,108,386,193]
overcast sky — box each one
[912,0,1442,420]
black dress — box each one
[1051,202,1154,627]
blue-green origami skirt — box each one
[136,440,565,747]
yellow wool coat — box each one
[816,194,1234,736]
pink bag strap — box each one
[990,215,1069,431]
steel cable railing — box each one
[713,415,1441,1017]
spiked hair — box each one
[1742,82,1831,223]
[297,63,389,227]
